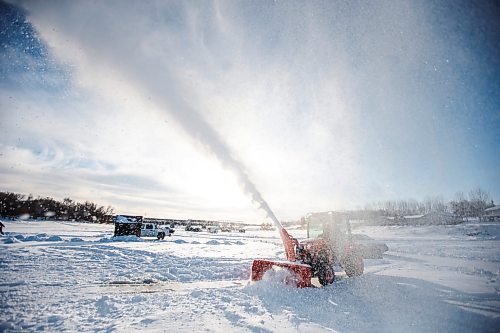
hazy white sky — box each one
[1,0,499,223]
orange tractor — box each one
[251,212,364,287]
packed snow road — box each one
[1,220,499,332]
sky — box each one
[0,0,499,223]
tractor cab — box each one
[295,211,363,284]
[307,212,352,251]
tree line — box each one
[0,191,115,223]
[352,187,494,221]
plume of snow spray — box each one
[19,1,286,224]
[20,2,280,226]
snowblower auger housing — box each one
[251,259,313,288]
[251,227,313,287]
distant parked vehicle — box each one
[351,234,388,259]
[207,226,219,233]
[141,223,174,240]
[238,228,246,233]
[185,225,202,232]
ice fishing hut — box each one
[114,215,143,237]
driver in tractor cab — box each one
[322,218,348,260]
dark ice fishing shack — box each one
[114,215,143,237]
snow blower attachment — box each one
[251,226,313,287]
[250,219,313,287]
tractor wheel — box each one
[344,255,364,277]
[157,232,165,240]
[316,251,335,286]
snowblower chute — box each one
[250,218,313,287]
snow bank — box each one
[98,235,143,242]
[1,233,147,244]
[1,233,63,244]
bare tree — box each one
[468,187,491,220]
[449,191,468,220]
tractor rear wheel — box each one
[344,255,364,277]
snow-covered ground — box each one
[1,219,499,332]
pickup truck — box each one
[185,225,202,232]
[140,223,174,240]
